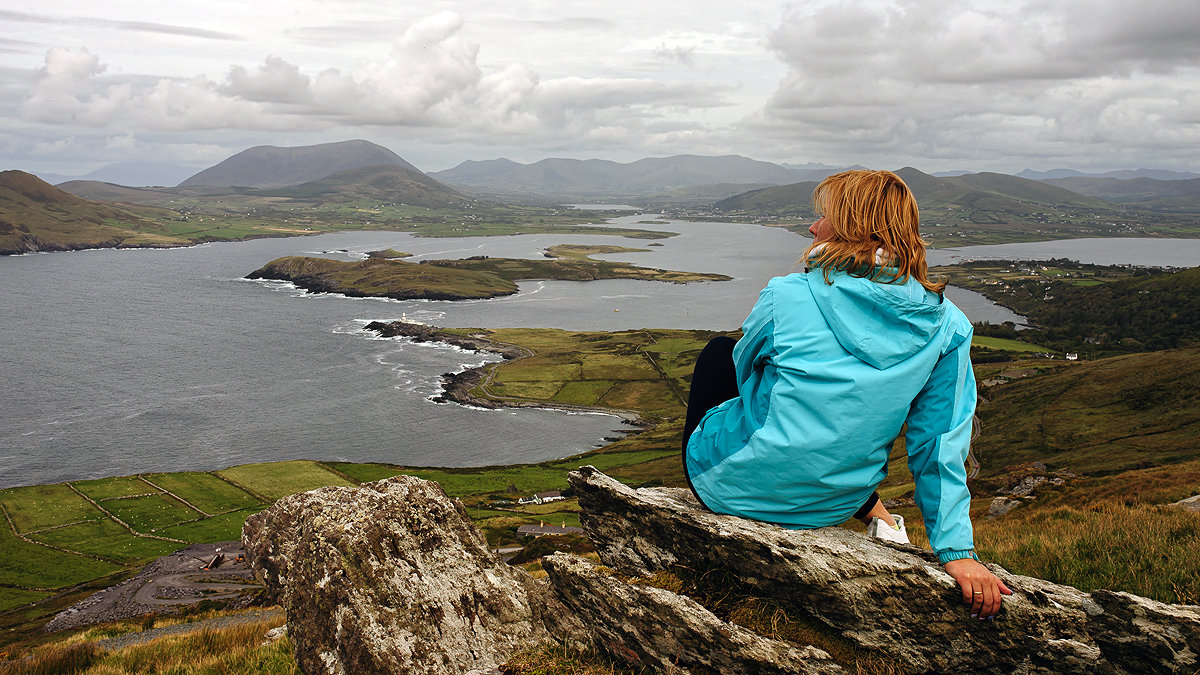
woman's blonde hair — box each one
[804,169,946,293]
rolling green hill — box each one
[714,167,1106,214]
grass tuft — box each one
[502,641,643,675]
[3,616,296,675]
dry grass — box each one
[975,499,1200,604]
[1,617,295,675]
[502,642,643,675]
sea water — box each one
[3,215,1197,488]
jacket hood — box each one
[806,269,945,369]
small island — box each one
[246,246,730,301]
[365,248,412,259]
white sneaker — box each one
[867,514,910,545]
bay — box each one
[2,215,1196,488]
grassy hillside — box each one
[968,347,1200,476]
[0,171,185,254]
[247,248,729,300]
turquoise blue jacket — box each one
[685,267,978,564]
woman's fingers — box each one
[982,585,999,618]
[961,579,976,608]
[946,558,1011,619]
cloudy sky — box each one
[2,0,1199,178]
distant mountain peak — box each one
[179,140,423,189]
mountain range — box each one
[713,167,1107,214]
[1041,177,1200,212]
[33,161,200,188]
[8,138,1200,255]
[428,155,814,199]
[1016,168,1200,181]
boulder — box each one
[986,496,1022,519]
[242,476,566,675]
[569,466,1200,674]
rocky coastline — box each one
[363,320,643,425]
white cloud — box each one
[7,1,1198,172]
[751,0,1200,169]
[223,56,312,104]
[17,11,731,147]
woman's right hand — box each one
[944,557,1012,618]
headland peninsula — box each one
[245,244,730,301]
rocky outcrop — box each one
[569,467,1200,674]
[242,476,572,675]
[244,469,1200,675]
[541,553,844,674]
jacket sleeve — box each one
[905,325,978,564]
[732,282,776,389]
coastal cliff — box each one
[243,468,1200,674]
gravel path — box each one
[96,608,285,651]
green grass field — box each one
[215,461,356,501]
[971,336,1046,352]
[143,473,261,514]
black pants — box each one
[681,336,881,520]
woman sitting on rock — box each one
[681,169,1011,619]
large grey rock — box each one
[242,476,562,675]
[570,466,1200,674]
[542,552,844,674]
